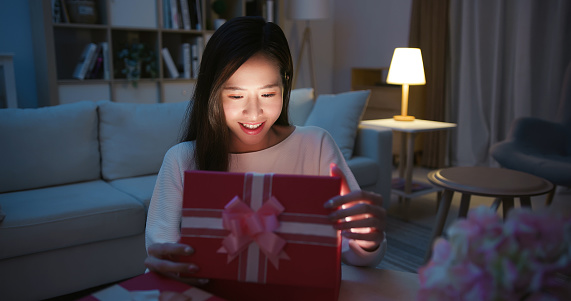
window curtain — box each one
[408,0,450,168]
[448,0,571,167]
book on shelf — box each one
[190,0,202,30]
[180,43,191,79]
[87,51,103,79]
[191,43,199,79]
[163,0,171,28]
[191,36,204,78]
[169,0,181,30]
[59,0,70,23]
[52,0,62,23]
[179,0,191,30]
[162,47,180,79]
[72,43,98,80]
[100,42,110,80]
[84,43,101,78]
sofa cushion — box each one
[99,101,189,181]
[0,101,100,193]
[346,156,379,188]
[288,88,315,126]
[0,180,146,260]
[304,90,370,160]
[108,175,158,209]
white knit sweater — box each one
[146,126,386,267]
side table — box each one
[425,166,554,261]
[361,119,456,201]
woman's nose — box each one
[243,97,263,116]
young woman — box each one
[145,16,387,283]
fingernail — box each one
[185,247,194,254]
[198,278,209,285]
[188,264,199,272]
[324,199,334,208]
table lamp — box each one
[386,48,426,121]
[287,0,330,90]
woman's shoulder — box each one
[291,125,335,142]
[164,141,195,164]
[293,125,330,137]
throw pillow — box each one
[304,90,370,160]
[99,100,189,180]
[288,88,315,126]
[0,101,100,192]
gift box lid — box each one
[78,271,226,301]
[179,170,342,293]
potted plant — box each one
[116,43,158,88]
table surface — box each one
[361,118,457,133]
[428,166,554,197]
[339,266,419,300]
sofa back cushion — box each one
[0,101,100,192]
[288,88,315,126]
[304,90,370,160]
[99,101,189,180]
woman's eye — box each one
[261,93,276,98]
[228,95,243,99]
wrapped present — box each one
[78,271,226,301]
[179,170,342,301]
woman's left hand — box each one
[325,164,387,251]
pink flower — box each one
[418,206,571,301]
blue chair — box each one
[490,62,571,204]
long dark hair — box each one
[180,16,294,171]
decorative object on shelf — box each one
[116,43,158,88]
[419,206,571,300]
[386,47,426,121]
[211,0,227,30]
[287,0,330,92]
[66,0,98,24]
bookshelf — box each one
[30,0,281,106]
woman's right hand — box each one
[145,242,208,286]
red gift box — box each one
[179,170,342,301]
[78,271,226,301]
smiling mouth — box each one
[240,122,263,129]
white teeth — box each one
[241,123,262,129]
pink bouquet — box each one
[418,206,571,300]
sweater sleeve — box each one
[317,129,387,267]
[145,143,193,251]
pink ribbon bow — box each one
[218,195,290,268]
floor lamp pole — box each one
[293,20,316,92]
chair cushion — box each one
[0,180,146,260]
[288,88,315,126]
[491,141,571,187]
[108,175,158,209]
[99,101,189,180]
[0,101,100,193]
[305,90,370,160]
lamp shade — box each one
[386,48,426,85]
[287,0,330,20]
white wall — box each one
[282,0,412,96]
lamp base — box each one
[393,115,415,121]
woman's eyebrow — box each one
[223,83,280,90]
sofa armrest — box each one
[353,125,393,209]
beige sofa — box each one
[0,89,392,300]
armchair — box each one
[490,62,571,202]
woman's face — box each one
[222,53,283,153]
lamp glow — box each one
[386,48,426,121]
